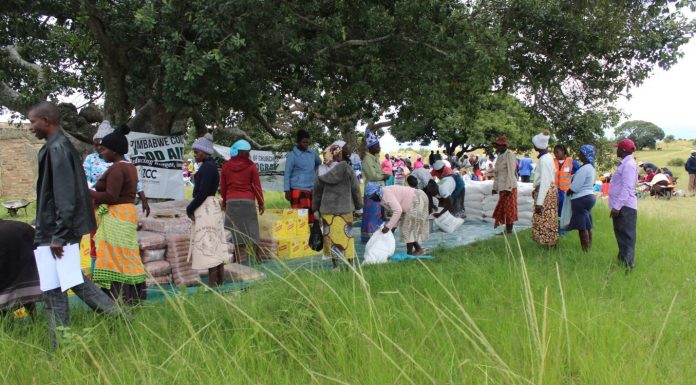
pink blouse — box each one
[381,185,415,229]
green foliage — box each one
[614,120,666,150]
[593,136,620,174]
[664,134,676,143]
[1,0,695,150]
[392,93,540,153]
[667,158,685,167]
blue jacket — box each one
[518,157,534,176]
[686,156,696,174]
[284,146,321,191]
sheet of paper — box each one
[34,243,84,292]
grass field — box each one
[1,196,695,384]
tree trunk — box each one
[339,121,359,151]
[101,60,131,124]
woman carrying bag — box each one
[564,145,596,252]
[186,134,228,287]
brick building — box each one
[0,124,43,198]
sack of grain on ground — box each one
[138,231,167,250]
[141,248,166,263]
[145,260,172,277]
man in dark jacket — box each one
[29,101,117,349]
[686,149,696,196]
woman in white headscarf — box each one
[531,131,559,246]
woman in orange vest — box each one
[553,145,581,220]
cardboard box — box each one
[295,219,309,237]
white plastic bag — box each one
[433,211,465,233]
[363,227,396,265]
[559,194,572,230]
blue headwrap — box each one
[365,182,383,200]
[230,139,252,157]
[365,130,380,149]
[579,144,595,165]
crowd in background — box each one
[5,100,683,350]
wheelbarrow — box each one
[2,199,31,217]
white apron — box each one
[188,197,229,270]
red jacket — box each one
[220,156,264,207]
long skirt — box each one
[567,194,595,231]
[93,203,147,304]
[224,199,260,246]
[290,189,315,224]
[189,196,229,270]
[532,186,559,246]
[361,194,384,242]
[399,190,430,244]
[0,220,42,310]
[493,188,518,228]
[322,213,356,260]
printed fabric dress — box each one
[532,186,559,246]
[398,190,430,244]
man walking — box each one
[284,129,321,223]
[518,153,534,183]
[29,101,118,349]
[685,149,696,196]
[609,138,639,270]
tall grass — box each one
[1,200,695,384]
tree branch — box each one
[0,82,29,115]
[0,45,46,83]
[252,112,283,139]
[401,36,449,56]
[225,126,283,151]
[316,34,392,55]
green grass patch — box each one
[0,200,35,223]
[2,199,695,384]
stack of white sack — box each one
[463,180,534,226]
[516,183,535,226]
[463,181,492,221]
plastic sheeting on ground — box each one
[67,216,528,306]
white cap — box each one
[332,140,346,148]
[432,160,445,171]
[532,132,550,149]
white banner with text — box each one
[127,132,185,200]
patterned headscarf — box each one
[365,130,380,148]
[322,144,342,165]
[579,144,595,165]
[365,182,383,200]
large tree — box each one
[614,120,666,149]
[1,0,694,150]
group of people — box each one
[4,101,270,348]
[636,161,677,197]
[1,100,646,350]
[487,133,597,252]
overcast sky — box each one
[614,38,696,140]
